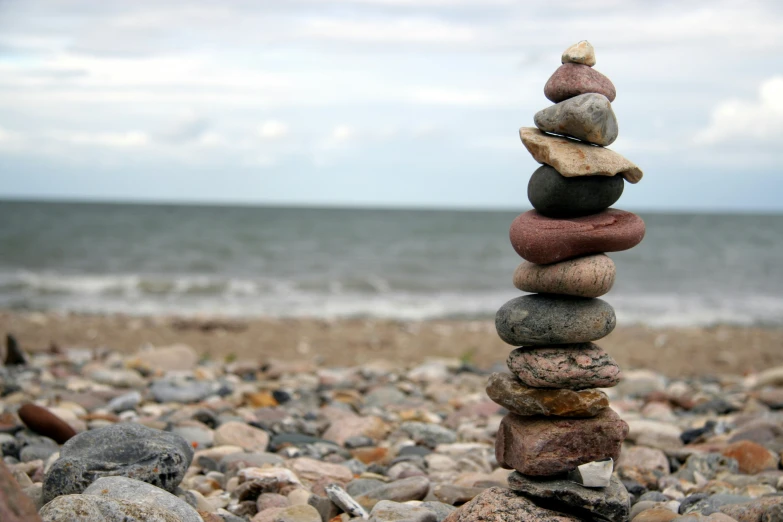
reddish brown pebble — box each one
[18,403,77,444]
[0,460,43,522]
[509,209,645,265]
[544,63,616,103]
[720,440,780,474]
[443,487,580,522]
[495,409,629,476]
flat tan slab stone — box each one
[519,127,643,183]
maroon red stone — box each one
[496,409,629,476]
[0,460,43,522]
[509,209,645,265]
[18,403,77,444]
[544,63,616,103]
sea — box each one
[0,201,781,328]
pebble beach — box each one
[2,316,783,521]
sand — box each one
[2,310,782,378]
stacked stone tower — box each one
[486,41,645,521]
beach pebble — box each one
[513,253,616,298]
[508,472,630,522]
[509,208,645,265]
[720,440,780,474]
[401,422,457,448]
[39,494,182,521]
[496,410,628,476]
[562,40,596,66]
[496,295,616,346]
[0,460,43,522]
[506,343,622,390]
[527,165,624,219]
[369,500,437,522]
[442,487,580,522]
[107,390,142,413]
[519,127,642,182]
[89,368,146,388]
[126,344,199,373]
[544,62,616,103]
[322,415,390,446]
[214,421,270,452]
[150,379,222,403]
[43,423,193,503]
[17,404,77,445]
[353,476,431,508]
[485,372,609,416]
[632,508,679,521]
[535,93,618,146]
[83,476,203,522]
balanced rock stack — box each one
[488,41,644,521]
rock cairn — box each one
[486,41,645,521]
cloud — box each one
[694,76,783,145]
[258,120,290,140]
[49,130,150,148]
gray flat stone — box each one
[369,500,437,522]
[535,93,618,146]
[508,472,630,522]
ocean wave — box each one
[1,270,782,327]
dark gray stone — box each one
[20,444,58,463]
[508,472,630,522]
[42,423,193,503]
[495,294,615,347]
[354,476,431,508]
[534,93,618,146]
[527,165,624,218]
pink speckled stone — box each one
[507,343,622,390]
[544,63,616,103]
[509,208,645,265]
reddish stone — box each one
[544,63,616,103]
[720,440,779,474]
[18,403,77,444]
[496,409,628,476]
[0,460,43,522]
[443,487,580,522]
[509,209,645,265]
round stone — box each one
[18,403,77,445]
[485,373,609,417]
[544,63,616,103]
[527,165,624,218]
[42,423,193,504]
[506,343,622,390]
[534,93,618,146]
[513,254,615,298]
[561,40,596,66]
[495,294,615,346]
[509,208,645,265]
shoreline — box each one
[2,310,782,377]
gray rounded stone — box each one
[535,93,618,146]
[495,294,616,346]
[39,494,181,522]
[528,165,624,218]
[42,423,193,504]
[83,477,202,522]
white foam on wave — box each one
[2,270,783,327]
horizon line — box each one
[1,194,782,216]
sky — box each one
[0,0,782,211]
